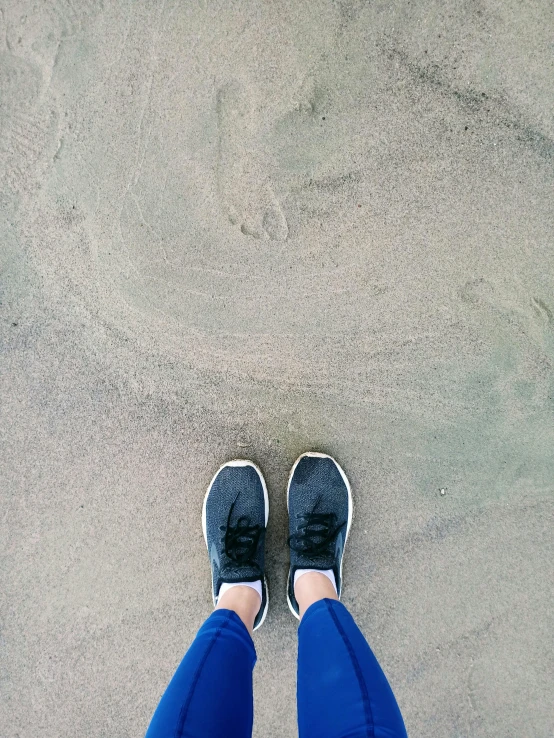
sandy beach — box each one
[1,1,553,735]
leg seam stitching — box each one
[326,600,375,738]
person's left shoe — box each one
[202,460,269,630]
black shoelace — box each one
[221,496,264,569]
[289,498,345,557]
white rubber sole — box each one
[286,451,354,620]
[202,459,270,630]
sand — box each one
[1,1,553,736]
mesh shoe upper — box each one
[287,454,351,617]
[203,462,268,629]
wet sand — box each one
[1,1,553,736]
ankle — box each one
[216,584,261,634]
[294,570,338,619]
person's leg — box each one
[145,604,255,738]
[297,578,407,738]
[145,460,269,738]
[287,453,407,738]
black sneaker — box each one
[202,460,269,630]
[287,452,353,619]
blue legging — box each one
[145,599,407,738]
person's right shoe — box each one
[286,451,353,619]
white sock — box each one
[217,580,262,604]
[294,568,337,593]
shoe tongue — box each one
[296,551,334,570]
[220,561,260,583]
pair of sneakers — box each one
[202,452,353,630]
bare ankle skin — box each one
[294,571,338,620]
[216,585,261,635]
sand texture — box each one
[1,1,553,736]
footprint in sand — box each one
[461,278,554,357]
[531,297,553,326]
[216,80,288,241]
